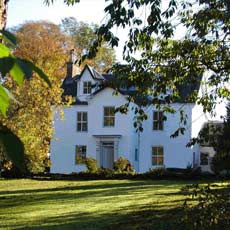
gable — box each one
[89,87,128,105]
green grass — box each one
[0,179,228,230]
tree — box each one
[61,17,115,72]
[211,101,230,174]
[0,21,72,173]
[0,0,52,171]
[82,0,229,133]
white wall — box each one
[138,104,195,172]
[51,89,208,173]
[50,88,137,173]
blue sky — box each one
[7,0,106,27]
[7,0,124,61]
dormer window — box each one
[83,81,92,94]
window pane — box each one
[83,112,87,121]
[77,123,82,131]
[159,121,163,130]
[152,147,157,156]
[152,156,158,165]
[104,117,109,126]
[82,123,87,131]
[104,107,109,116]
[158,147,163,156]
[158,156,164,165]
[110,107,115,115]
[159,111,163,120]
[153,121,159,130]
[77,112,81,121]
[153,111,158,120]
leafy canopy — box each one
[81,0,229,132]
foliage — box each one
[113,156,134,173]
[211,102,230,174]
[0,21,71,173]
[85,157,98,173]
[44,0,80,6]
[0,29,52,171]
[61,17,116,72]
[81,0,230,134]
[181,183,230,229]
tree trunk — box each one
[0,0,9,31]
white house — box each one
[50,57,209,174]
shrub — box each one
[98,168,115,178]
[181,183,230,229]
[114,157,134,173]
[85,157,98,173]
[145,167,168,178]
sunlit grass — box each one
[0,179,228,229]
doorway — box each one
[100,142,114,169]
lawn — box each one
[0,179,228,230]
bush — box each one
[181,183,230,229]
[114,157,134,173]
[211,152,230,175]
[144,167,168,178]
[85,157,98,173]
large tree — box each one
[1,21,72,173]
[82,0,229,133]
[61,17,116,72]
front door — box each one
[101,142,114,169]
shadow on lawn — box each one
[0,180,187,230]
[0,180,183,196]
[11,206,185,230]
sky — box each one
[7,0,107,27]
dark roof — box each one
[72,99,88,105]
[61,65,201,104]
[79,65,104,80]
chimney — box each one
[66,49,75,80]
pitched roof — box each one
[62,65,200,104]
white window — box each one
[104,106,115,127]
[153,111,164,130]
[75,145,86,164]
[200,152,209,165]
[77,112,88,132]
[83,81,92,94]
[152,146,164,166]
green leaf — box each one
[0,30,17,46]
[0,125,25,172]
[0,44,10,57]
[15,58,33,80]
[0,57,15,77]
[10,62,24,86]
[0,85,10,116]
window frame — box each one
[103,106,115,127]
[77,111,88,132]
[152,146,164,166]
[153,111,164,131]
[83,81,92,94]
[75,145,87,164]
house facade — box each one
[50,62,208,174]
